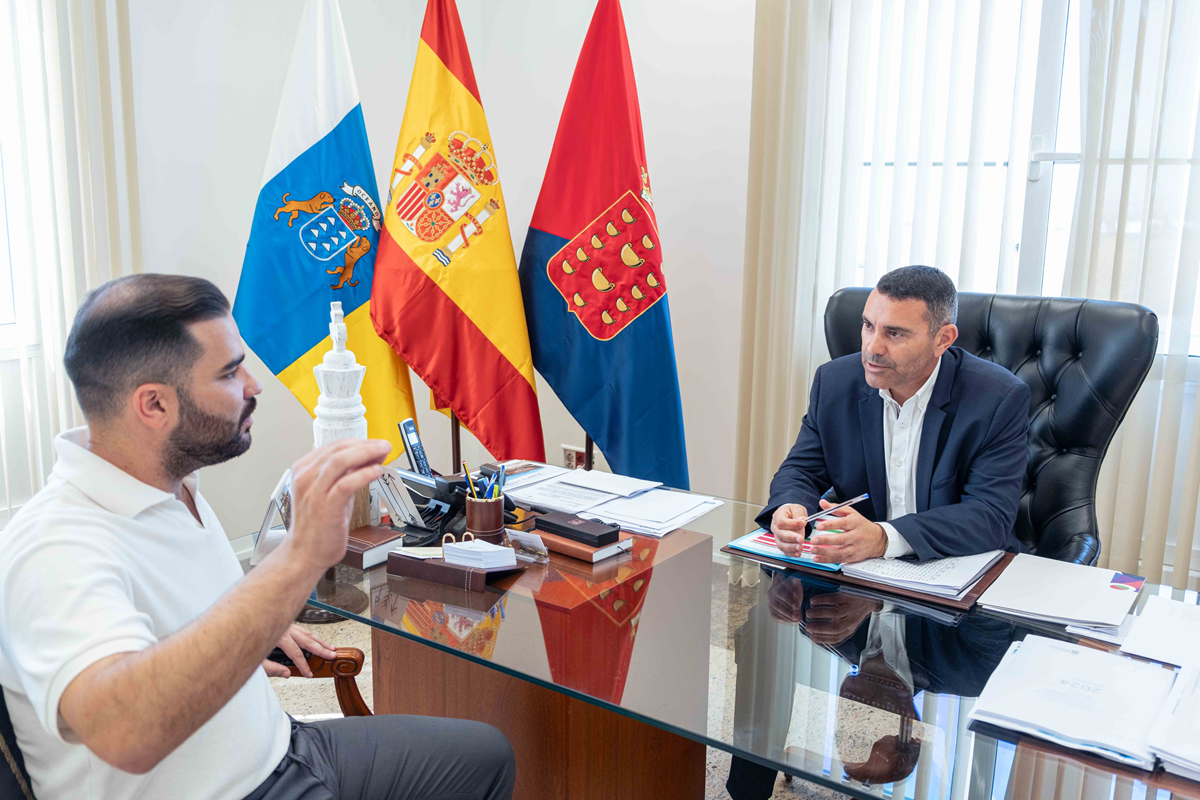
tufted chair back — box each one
[824,288,1159,564]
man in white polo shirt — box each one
[0,275,514,799]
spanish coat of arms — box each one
[386,131,504,266]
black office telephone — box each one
[386,468,518,542]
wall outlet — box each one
[562,444,585,469]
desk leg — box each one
[372,629,705,800]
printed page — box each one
[507,476,616,513]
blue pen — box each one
[497,465,506,497]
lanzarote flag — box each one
[518,0,689,488]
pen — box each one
[805,492,870,523]
[498,465,506,499]
[463,461,479,498]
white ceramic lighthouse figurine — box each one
[313,301,371,528]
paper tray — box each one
[719,546,1015,611]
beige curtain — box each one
[733,0,834,507]
[1063,0,1200,587]
[0,0,141,525]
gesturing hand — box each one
[262,625,338,679]
[770,503,809,558]
[286,438,391,573]
[808,498,887,564]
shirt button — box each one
[899,422,907,429]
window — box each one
[0,142,14,333]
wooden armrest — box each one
[287,647,372,717]
[287,647,365,679]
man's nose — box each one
[244,367,263,398]
[864,330,886,356]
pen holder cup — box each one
[465,496,505,545]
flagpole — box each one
[584,434,594,471]
[451,412,462,472]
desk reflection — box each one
[728,570,1016,799]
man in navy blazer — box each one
[760,266,1031,563]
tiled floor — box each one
[270,617,845,800]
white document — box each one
[507,476,616,513]
[978,553,1144,629]
[1066,614,1136,645]
[556,469,662,497]
[588,492,722,537]
[1148,663,1200,781]
[590,489,709,523]
[490,461,569,491]
[391,546,442,560]
[1119,594,1200,667]
[841,550,1004,598]
[970,635,1176,769]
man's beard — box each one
[163,389,256,478]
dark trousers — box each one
[243,716,515,800]
[726,755,779,800]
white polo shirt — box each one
[0,428,290,800]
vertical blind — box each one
[0,0,141,525]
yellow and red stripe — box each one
[371,0,544,461]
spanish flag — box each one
[234,0,416,462]
[371,0,545,462]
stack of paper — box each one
[441,539,517,569]
[1148,663,1200,781]
[978,553,1144,631]
[840,550,1004,599]
[1119,594,1200,666]
[588,489,723,537]
[556,470,661,496]
[507,477,616,514]
[969,635,1177,769]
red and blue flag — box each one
[518,0,689,489]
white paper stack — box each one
[1148,663,1200,781]
[1119,594,1200,666]
[588,489,723,538]
[978,553,1144,631]
[441,539,517,569]
[507,476,617,514]
[840,550,1004,599]
[969,635,1177,770]
[556,470,662,497]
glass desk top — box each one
[307,498,1200,800]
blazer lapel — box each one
[858,389,887,520]
[916,351,958,511]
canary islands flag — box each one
[518,0,689,488]
[234,0,416,461]
[371,0,545,463]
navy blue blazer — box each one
[757,346,1031,561]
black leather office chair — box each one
[824,289,1159,565]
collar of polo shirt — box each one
[53,427,199,519]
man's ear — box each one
[935,323,959,356]
[129,383,176,431]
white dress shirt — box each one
[878,359,942,559]
[0,428,290,800]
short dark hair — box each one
[64,274,231,421]
[875,265,957,334]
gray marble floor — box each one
[270,616,847,800]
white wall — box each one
[128,0,754,539]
